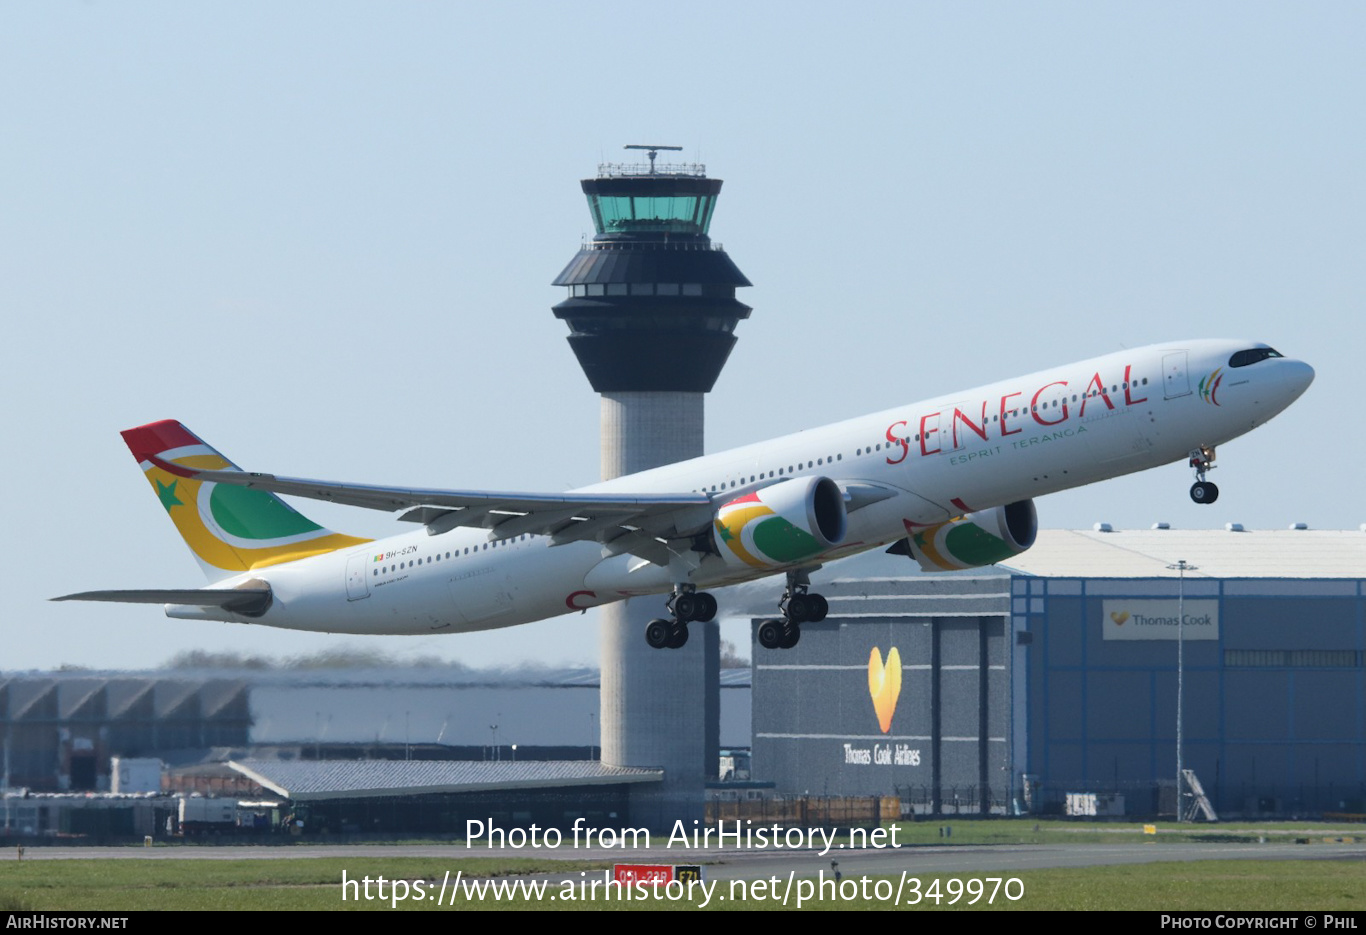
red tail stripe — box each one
[120,420,206,464]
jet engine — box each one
[895,499,1038,572]
[713,476,847,570]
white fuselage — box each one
[182,340,1312,635]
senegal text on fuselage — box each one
[884,364,1149,464]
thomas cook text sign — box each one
[1102,600,1219,640]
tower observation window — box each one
[589,194,716,234]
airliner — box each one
[56,340,1313,650]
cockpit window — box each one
[1229,347,1284,368]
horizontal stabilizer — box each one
[53,585,272,617]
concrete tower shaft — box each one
[598,391,715,830]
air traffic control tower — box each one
[552,146,751,828]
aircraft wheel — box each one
[1190,481,1219,504]
[758,619,784,650]
[645,619,671,649]
[787,594,812,624]
[780,623,801,649]
[674,593,699,622]
[808,593,829,623]
[695,592,718,622]
[666,622,689,649]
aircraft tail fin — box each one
[121,420,370,582]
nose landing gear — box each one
[1188,446,1219,504]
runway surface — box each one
[14,840,1366,880]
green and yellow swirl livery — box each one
[713,477,847,571]
[122,421,370,580]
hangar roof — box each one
[1002,528,1366,579]
[0,668,750,690]
[229,758,663,801]
[720,528,1365,607]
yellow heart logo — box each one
[867,646,902,734]
[1110,611,1130,625]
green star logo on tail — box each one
[156,479,183,512]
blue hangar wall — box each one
[1020,576,1366,815]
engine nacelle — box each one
[902,499,1038,572]
[713,476,848,570]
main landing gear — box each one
[757,570,829,651]
[1188,445,1219,504]
[645,586,718,650]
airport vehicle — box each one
[56,340,1312,650]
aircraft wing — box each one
[151,456,715,565]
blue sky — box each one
[3,2,1362,670]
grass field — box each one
[1,851,1363,910]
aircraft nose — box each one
[1283,359,1315,396]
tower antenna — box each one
[624,143,683,174]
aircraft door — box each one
[940,401,990,453]
[345,552,371,601]
[1163,352,1191,399]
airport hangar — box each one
[0,666,751,794]
[5,526,1364,828]
[741,525,1366,818]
